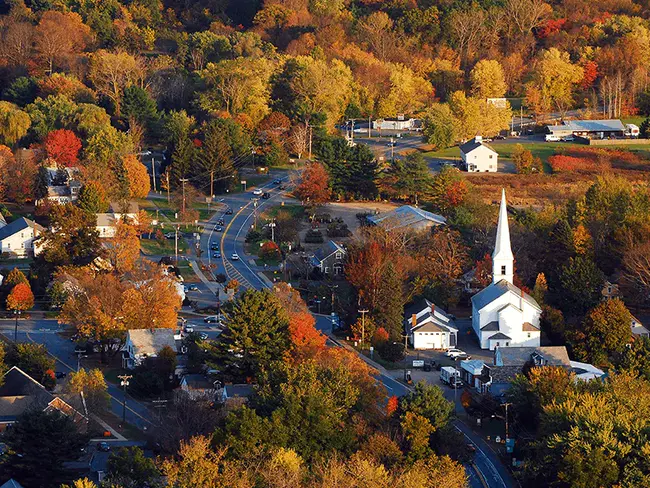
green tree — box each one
[640,117,650,138]
[620,336,650,380]
[400,381,454,432]
[106,446,159,488]
[77,181,109,213]
[318,138,377,199]
[470,59,508,98]
[423,103,456,150]
[219,289,290,380]
[512,144,540,174]
[122,85,159,133]
[557,256,605,316]
[25,95,77,140]
[3,76,38,106]
[170,135,194,189]
[163,110,195,144]
[34,165,50,201]
[65,368,110,413]
[197,120,235,195]
[6,343,56,389]
[2,410,87,488]
[401,412,434,462]
[378,151,433,204]
[0,101,31,145]
[573,298,632,366]
[373,262,404,340]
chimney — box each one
[475,135,483,143]
[412,314,417,328]
[430,304,435,315]
[397,114,405,121]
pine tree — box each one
[170,135,193,190]
[197,122,234,195]
[373,262,404,341]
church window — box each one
[527,333,531,338]
[501,265,506,275]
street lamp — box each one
[13,309,21,342]
[77,352,88,372]
[118,374,132,426]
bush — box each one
[304,230,324,244]
[327,222,351,238]
[260,241,281,261]
[377,342,405,363]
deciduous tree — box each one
[294,163,330,205]
[7,282,34,311]
[35,11,91,75]
[65,368,109,413]
[122,154,151,198]
[44,129,82,166]
[0,101,30,145]
[88,50,144,117]
[105,221,140,273]
[470,59,508,98]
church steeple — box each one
[492,189,514,284]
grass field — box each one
[140,236,188,256]
[260,203,304,220]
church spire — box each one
[492,188,514,284]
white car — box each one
[445,348,466,358]
[184,324,194,333]
[252,189,263,196]
[231,253,240,261]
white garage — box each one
[405,298,458,350]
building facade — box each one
[460,136,499,172]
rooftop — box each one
[471,279,541,312]
[459,137,498,154]
[224,384,255,398]
[127,328,177,357]
[547,119,625,133]
[368,205,446,231]
[182,375,215,390]
[313,241,346,263]
[495,346,571,367]
[0,217,44,242]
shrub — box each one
[304,230,324,244]
[327,222,351,238]
[245,229,263,243]
[260,241,281,260]
[377,341,405,363]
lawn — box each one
[176,261,200,282]
[260,203,304,220]
[140,236,188,256]
[424,141,575,165]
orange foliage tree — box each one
[6,283,34,311]
[294,163,331,205]
[123,154,151,199]
[44,129,82,166]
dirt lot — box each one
[318,201,397,237]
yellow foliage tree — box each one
[123,154,151,198]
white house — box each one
[180,374,217,401]
[460,136,498,173]
[36,166,82,205]
[0,217,45,258]
[372,116,418,131]
[123,328,177,369]
[96,201,140,238]
[404,298,458,350]
[471,190,542,350]
[631,315,650,338]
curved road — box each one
[196,175,515,488]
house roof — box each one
[547,119,625,134]
[96,213,116,227]
[182,375,215,390]
[368,205,446,231]
[1,480,25,488]
[47,186,71,197]
[224,384,255,398]
[404,297,433,320]
[471,279,541,312]
[312,241,346,264]
[496,346,571,367]
[0,218,43,242]
[109,201,139,214]
[481,321,500,331]
[404,298,456,334]
[460,359,487,373]
[0,396,35,421]
[489,332,511,340]
[522,322,540,331]
[459,138,497,154]
[127,329,177,357]
[569,360,605,380]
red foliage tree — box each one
[288,311,327,359]
[373,327,389,345]
[44,129,82,166]
[581,61,598,90]
[6,283,35,311]
[475,254,493,287]
[294,163,331,205]
[386,395,399,416]
[260,241,281,261]
[444,180,468,208]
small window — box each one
[335,252,342,260]
[324,266,330,273]
[20,233,23,238]
[6,243,10,249]
[435,332,439,335]
[501,265,506,275]
[506,342,510,346]
[489,154,493,159]
[496,342,500,347]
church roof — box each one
[489,332,511,340]
[522,322,540,331]
[480,321,500,331]
[471,279,541,312]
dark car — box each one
[213,251,221,258]
[97,442,111,452]
[278,184,286,190]
[74,344,91,354]
[214,226,223,232]
[187,284,199,291]
[262,192,271,199]
[225,208,233,215]
[210,243,219,250]
[216,219,225,226]
[55,371,67,379]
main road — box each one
[200,176,514,488]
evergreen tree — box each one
[197,121,234,195]
[557,256,605,316]
[33,166,50,201]
[640,117,650,138]
[170,135,193,190]
[77,181,109,213]
[373,262,404,340]
[122,85,159,132]
[218,289,290,381]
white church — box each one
[471,190,542,350]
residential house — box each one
[1,480,25,488]
[0,367,86,432]
[96,201,140,238]
[631,315,650,338]
[546,119,625,139]
[460,136,498,173]
[123,328,177,369]
[220,384,255,404]
[569,361,606,381]
[602,280,620,300]
[471,190,542,350]
[404,298,458,350]
[0,217,45,258]
[310,241,346,276]
[460,359,492,393]
[368,205,446,233]
[180,375,217,401]
[36,166,82,205]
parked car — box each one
[262,192,271,199]
[445,348,466,359]
[184,324,194,333]
[216,219,225,226]
[273,178,281,184]
[231,253,240,261]
[278,184,286,190]
[561,135,575,142]
[164,232,175,239]
[97,442,111,452]
[252,188,263,196]
[204,316,219,323]
[455,352,472,360]
[494,134,506,140]
[199,332,209,340]
[55,371,67,379]
[225,208,233,215]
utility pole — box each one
[358,309,369,345]
[350,119,354,144]
[174,225,179,262]
[503,402,511,440]
[151,158,156,192]
[368,115,372,138]
[390,137,395,161]
[180,178,188,215]
[210,170,214,199]
[331,285,338,314]
[253,199,258,229]
[269,220,275,242]
[118,374,132,426]
[308,123,313,160]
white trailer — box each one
[440,366,462,387]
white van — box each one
[545,133,561,142]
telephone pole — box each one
[503,402,512,441]
[151,158,156,192]
[180,178,188,215]
[210,170,214,199]
[358,309,369,345]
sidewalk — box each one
[91,414,126,442]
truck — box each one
[625,124,640,138]
[440,366,463,388]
